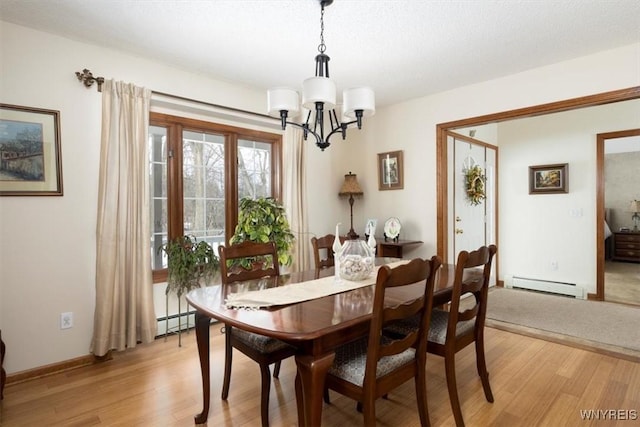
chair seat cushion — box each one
[328,336,416,386]
[232,328,292,353]
[383,313,420,337]
[427,309,475,345]
[383,309,475,345]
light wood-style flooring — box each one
[605,260,640,306]
[1,325,639,426]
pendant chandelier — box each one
[267,0,375,151]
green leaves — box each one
[158,235,220,297]
[230,197,295,267]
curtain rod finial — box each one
[75,68,104,92]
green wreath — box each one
[464,164,486,206]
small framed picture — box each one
[0,104,63,196]
[529,163,568,194]
[378,150,404,190]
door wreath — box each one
[464,164,486,206]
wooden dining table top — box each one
[187,257,462,347]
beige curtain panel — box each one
[283,126,311,273]
[91,80,157,357]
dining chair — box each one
[323,256,442,426]
[388,245,497,426]
[218,241,296,427]
[311,233,345,269]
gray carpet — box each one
[486,287,640,354]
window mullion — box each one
[168,123,184,240]
[225,133,239,245]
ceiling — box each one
[1,0,639,107]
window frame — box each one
[150,112,283,283]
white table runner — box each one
[225,259,409,309]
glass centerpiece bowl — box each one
[338,239,374,281]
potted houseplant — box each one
[158,235,219,345]
[159,234,220,297]
[229,197,295,269]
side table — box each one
[612,231,640,263]
[376,238,423,258]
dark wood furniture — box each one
[217,241,296,427]
[186,258,474,426]
[324,257,441,425]
[377,238,423,258]
[613,231,640,263]
[1,329,5,400]
[310,234,345,269]
[426,245,497,427]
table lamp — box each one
[339,172,363,240]
[631,200,640,231]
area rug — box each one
[485,287,640,359]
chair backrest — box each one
[364,256,442,383]
[446,245,497,341]
[311,234,345,269]
[218,241,280,284]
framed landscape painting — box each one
[529,163,568,194]
[0,104,63,196]
[378,150,404,190]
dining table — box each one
[185,257,469,426]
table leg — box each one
[295,352,335,426]
[194,312,211,424]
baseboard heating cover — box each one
[507,276,584,299]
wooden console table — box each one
[376,238,423,258]
[613,231,640,263]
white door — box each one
[447,133,497,280]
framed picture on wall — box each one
[378,150,404,190]
[0,104,63,196]
[529,163,568,194]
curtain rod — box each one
[74,68,275,121]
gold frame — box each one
[0,103,63,196]
[377,150,404,190]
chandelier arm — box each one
[280,119,330,151]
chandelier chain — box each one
[318,4,326,53]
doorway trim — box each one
[436,86,640,293]
[596,128,640,301]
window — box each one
[149,113,282,283]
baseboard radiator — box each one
[507,276,584,299]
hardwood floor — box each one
[1,324,639,426]
[605,260,640,306]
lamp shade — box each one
[267,87,300,117]
[302,76,336,109]
[343,86,375,118]
[630,200,640,213]
[339,172,363,196]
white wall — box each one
[1,19,638,375]
[0,22,271,374]
[338,43,640,272]
[498,100,640,291]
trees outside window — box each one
[149,113,282,283]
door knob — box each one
[455,228,464,234]
[455,216,462,222]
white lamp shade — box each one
[343,87,375,118]
[302,77,336,109]
[267,88,300,118]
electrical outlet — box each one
[60,312,73,329]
